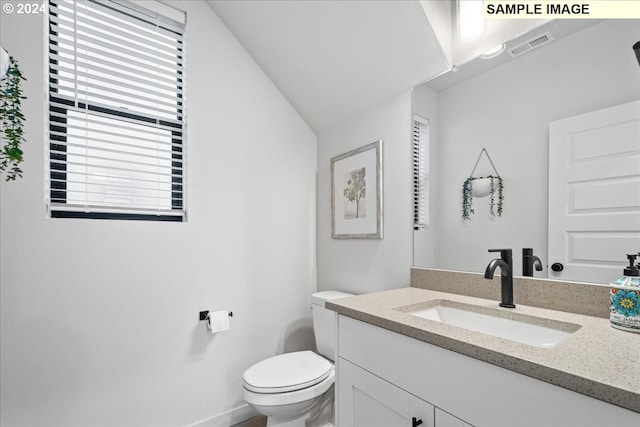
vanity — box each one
[327,269,640,427]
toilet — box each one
[242,291,353,427]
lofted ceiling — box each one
[205,1,584,133]
[426,18,603,92]
[206,0,450,133]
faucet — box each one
[522,248,543,277]
[484,249,515,308]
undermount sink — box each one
[403,300,581,349]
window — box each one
[48,0,186,221]
[413,116,429,230]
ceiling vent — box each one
[507,32,555,58]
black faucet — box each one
[522,248,543,277]
[484,249,515,308]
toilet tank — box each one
[312,291,353,361]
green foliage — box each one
[462,175,504,220]
[0,55,27,181]
[462,177,474,220]
[489,176,504,217]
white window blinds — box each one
[48,0,186,221]
[413,117,429,230]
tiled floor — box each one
[230,415,267,427]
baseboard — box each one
[189,404,257,427]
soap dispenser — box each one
[609,254,640,332]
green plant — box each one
[489,175,504,217]
[462,177,474,220]
[0,55,27,181]
[462,175,504,220]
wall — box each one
[414,19,640,275]
[0,1,317,426]
[317,91,413,294]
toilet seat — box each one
[243,351,332,393]
[243,367,335,409]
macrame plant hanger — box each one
[469,147,500,179]
[462,148,504,220]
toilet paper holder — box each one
[199,310,233,321]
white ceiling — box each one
[205,1,590,133]
[426,19,603,92]
[207,0,450,133]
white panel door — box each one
[338,357,434,427]
[548,100,640,284]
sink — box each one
[404,300,580,348]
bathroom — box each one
[0,1,638,426]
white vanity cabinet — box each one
[338,357,435,427]
[336,315,640,427]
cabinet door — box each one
[435,408,472,427]
[338,357,434,427]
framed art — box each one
[331,140,383,239]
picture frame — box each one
[331,140,383,239]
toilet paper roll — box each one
[206,310,231,333]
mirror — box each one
[413,19,640,284]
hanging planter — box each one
[462,175,504,220]
[470,176,493,197]
[462,148,504,220]
[0,47,27,181]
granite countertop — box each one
[327,287,640,414]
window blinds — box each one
[48,0,186,220]
[413,117,429,230]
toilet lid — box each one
[243,351,332,393]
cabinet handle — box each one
[412,417,423,427]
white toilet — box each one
[242,291,352,427]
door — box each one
[338,357,434,427]
[548,100,640,284]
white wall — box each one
[317,91,413,294]
[415,19,640,276]
[0,2,317,426]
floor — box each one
[230,415,267,427]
